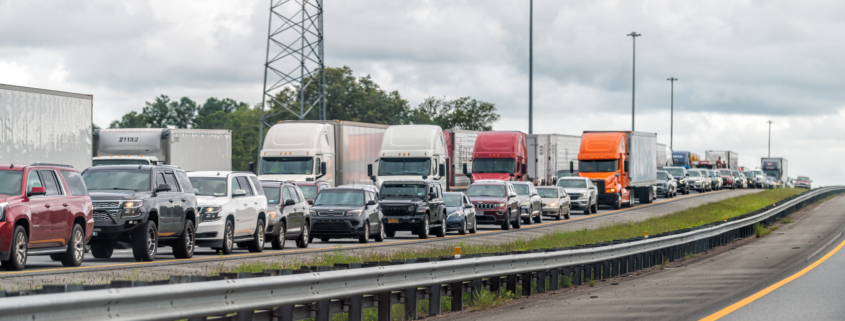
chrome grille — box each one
[568,194,580,200]
[318,211,346,216]
[93,210,114,221]
[473,203,497,209]
[93,202,120,208]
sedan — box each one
[536,186,571,220]
[444,192,477,235]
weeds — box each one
[659,258,669,270]
[468,289,514,311]
[585,278,598,287]
[782,217,794,224]
[561,276,573,288]
[755,223,771,238]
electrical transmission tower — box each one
[257,0,325,161]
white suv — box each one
[188,171,268,254]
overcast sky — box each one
[0,0,837,185]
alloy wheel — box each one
[15,231,26,266]
[73,229,84,262]
[147,225,157,256]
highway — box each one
[0,189,758,290]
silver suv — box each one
[556,177,598,214]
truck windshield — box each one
[299,186,318,200]
[93,159,151,166]
[664,168,684,177]
[264,186,280,204]
[260,157,314,175]
[466,185,506,197]
[537,189,558,198]
[763,170,779,178]
[189,177,227,197]
[472,158,514,174]
[512,184,530,195]
[314,190,364,206]
[557,180,587,188]
[579,160,617,172]
[82,169,150,193]
[444,194,462,207]
[556,170,579,177]
[0,171,23,196]
[657,172,669,180]
[378,158,431,176]
[380,183,426,198]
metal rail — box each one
[0,187,840,321]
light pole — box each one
[667,77,678,150]
[528,0,533,134]
[628,32,641,131]
[767,120,774,157]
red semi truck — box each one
[463,131,528,183]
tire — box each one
[533,210,542,223]
[418,215,430,239]
[459,218,467,235]
[61,224,85,267]
[665,192,670,198]
[374,222,385,242]
[613,197,622,210]
[591,202,598,213]
[271,222,286,250]
[2,225,27,271]
[173,219,196,259]
[296,222,310,248]
[435,213,446,238]
[584,201,591,214]
[215,220,235,255]
[131,220,157,262]
[248,219,265,253]
[501,212,511,230]
[555,207,562,221]
[469,216,477,234]
[386,228,396,238]
[564,206,571,220]
[513,210,522,229]
[91,242,115,259]
[359,222,370,243]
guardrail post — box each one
[348,295,364,321]
[507,274,519,294]
[405,287,418,320]
[602,261,610,279]
[378,291,393,321]
[537,270,546,293]
[490,276,501,294]
[429,284,442,317]
[451,282,464,312]
[573,266,582,285]
[550,268,560,291]
[315,299,331,321]
[521,272,532,296]
[471,278,484,301]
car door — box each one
[163,171,186,234]
[365,191,378,229]
[531,185,541,214]
[154,171,178,235]
[433,185,445,223]
[234,176,258,236]
[282,186,301,235]
[507,185,518,217]
[463,195,474,222]
[248,176,267,221]
[25,170,53,248]
[291,186,308,231]
[39,170,72,244]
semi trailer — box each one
[527,134,581,185]
[444,129,479,191]
[701,150,738,169]
[93,128,231,171]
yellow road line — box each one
[0,190,730,276]
[699,237,845,321]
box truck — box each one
[369,125,449,188]
[701,150,738,169]
[259,120,389,186]
[444,129,479,191]
[761,157,789,187]
[656,143,670,168]
[671,151,700,169]
[577,131,657,209]
[93,128,231,171]
[527,134,581,185]
[0,84,93,170]
[464,131,528,183]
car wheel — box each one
[374,222,385,242]
[358,222,370,243]
[534,210,542,223]
[271,222,286,250]
[216,220,235,255]
[248,219,266,253]
[565,206,571,220]
[590,202,598,214]
[435,212,446,237]
[131,220,157,262]
[501,212,511,230]
[584,201,591,214]
[418,215,430,239]
[296,222,310,248]
[556,207,562,220]
[459,218,467,235]
[386,228,396,238]
[469,216,477,234]
[91,242,115,259]
[513,210,522,229]
[613,197,622,210]
[1,225,28,271]
[61,224,85,267]
[173,219,196,259]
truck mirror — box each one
[521,163,527,174]
[156,184,172,193]
[462,163,468,175]
[623,160,629,172]
[367,164,373,177]
[569,161,574,174]
[509,172,515,177]
[439,164,446,177]
[321,162,327,176]
[248,162,255,173]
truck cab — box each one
[577,131,657,210]
[466,131,528,183]
[258,122,331,184]
[371,125,448,189]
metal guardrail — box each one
[0,187,841,321]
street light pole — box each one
[528,0,533,134]
[628,32,641,131]
[667,77,678,150]
[767,120,774,157]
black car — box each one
[379,180,446,239]
[663,166,690,194]
[310,187,385,243]
[444,192,477,235]
[261,181,312,249]
[81,165,198,262]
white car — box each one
[188,171,268,254]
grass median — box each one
[229,188,805,273]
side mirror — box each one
[233,189,247,197]
[155,184,171,193]
[615,173,620,177]
[464,204,473,209]
[439,164,446,177]
[569,161,574,174]
[521,163,527,174]
[509,172,515,177]
[321,162,327,176]
[623,160,629,172]
[248,162,255,173]
[367,164,375,183]
[463,163,468,176]
[367,200,377,206]
[685,173,690,177]
[27,186,46,197]
[284,199,296,206]
[307,200,314,206]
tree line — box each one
[107,66,501,170]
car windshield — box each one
[472,158,515,174]
[657,172,669,180]
[264,186,280,204]
[82,169,150,193]
[797,176,810,181]
[381,183,426,198]
[664,168,684,177]
[753,170,764,176]
[260,157,314,175]
[378,158,431,176]
[556,170,578,177]
[444,194,462,207]
[557,179,587,188]
[93,159,151,166]
[189,177,227,197]
[299,186,318,199]
[466,185,506,197]
[512,184,530,195]
[579,160,618,172]
[537,188,558,198]
[721,170,732,175]
[0,171,23,196]
[743,171,754,177]
[688,171,701,177]
[314,190,364,206]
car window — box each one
[0,170,23,196]
[444,194,462,207]
[236,177,254,196]
[231,177,243,196]
[265,186,280,204]
[466,185,506,197]
[249,176,265,196]
[60,170,88,196]
[164,173,181,192]
[176,171,194,194]
[291,187,303,202]
[282,186,292,203]
[157,172,167,188]
[27,170,43,192]
[39,170,62,196]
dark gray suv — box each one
[261,181,312,249]
[310,187,385,243]
[379,180,446,239]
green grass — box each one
[226,189,805,273]
[781,217,794,224]
[755,223,772,238]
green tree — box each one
[409,96,500,131]
[142,95,172,128]
[195,98,248,129]
[169,97,199,128]
[108,111,147,128]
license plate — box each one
[388,219,399,224]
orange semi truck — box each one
[576,131,657,209]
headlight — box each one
[548,202,557,207]
[201,206,223,221]
[448,212,461,218]
[607,188,616,193]
[498,203,506,207]
[121,200,144,217]
[582,192,588,196]
[310,210,318,216]
[520,201,530,206]
[0,202,8,222]
[346,210,363,216]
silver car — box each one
[656,170,677,198]
[557,177,598,214]
[708,170,722,190]
[687,170,708,192]
[537,186,571,220]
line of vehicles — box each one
[0,84,807,270]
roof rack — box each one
[30,163,75,168]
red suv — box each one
[0,164,93,270]
[465,180,521,230]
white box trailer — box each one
[628,132,658,187]
[0,84,93,170]
[527,134,581,185]
[259,120,389,186]
[93,128,231,171]
[704,150,739,169]
[444,129,478,190]
[656,143,667,168]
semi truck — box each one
[0,84,93,170]
[93,128,231,171]
[369,125,449,188]
[444,129,479,191]
[527,134,581,185]
[701,150,738,169]
[259,120,389,186]
[761,157,789,187]
[577,131,657,209]
[671,151,700,169]
[656,143,668,168]
[464,131,528,183]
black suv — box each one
[310,186,385,243]
[663,167,690,195]
[379,180,446,239]
[81,165,198,262]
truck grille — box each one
[592,180,606,194]
[473,203,498,209]
[313,222,348,231]
[568,194,580,200]
[93,210,114,221]
[382,206,413,216]
[93,202,120,209]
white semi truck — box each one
[370,125,449,188]
[258,120,389,186]
[703,150,739,169]
[761,157,789,187]
[0,84,93,170]
[93,128,231,171]
[527,134,581,185]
